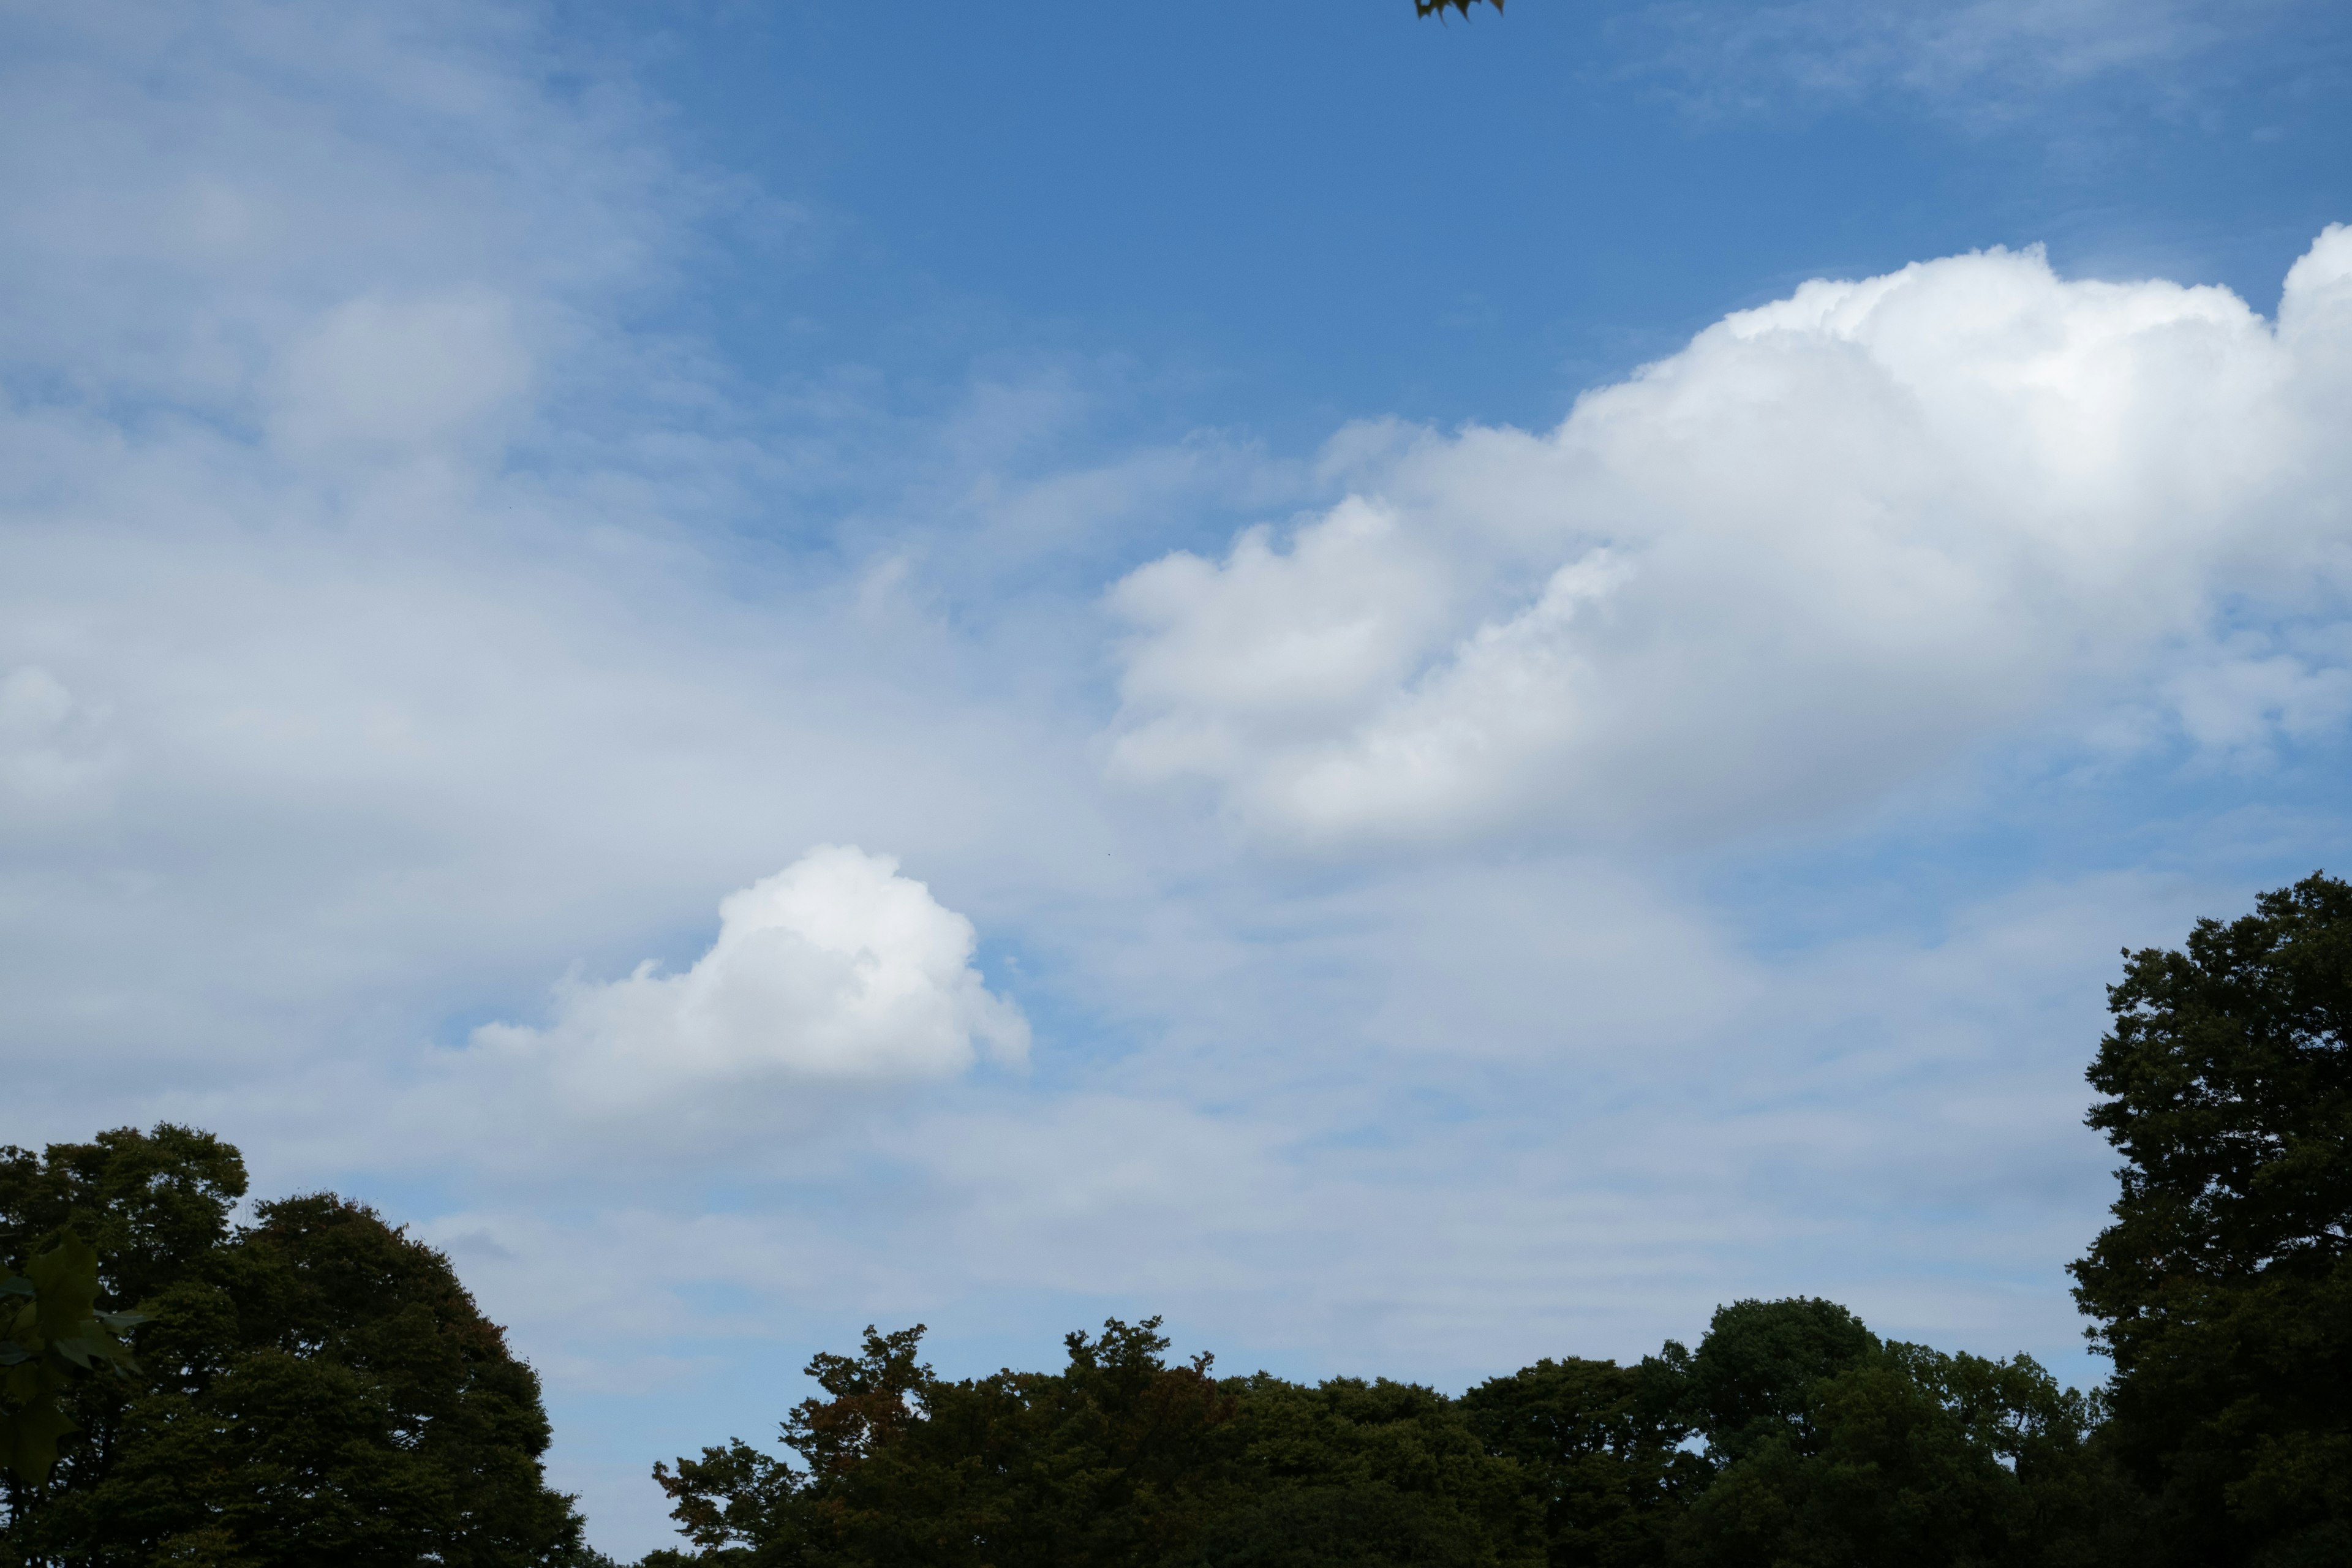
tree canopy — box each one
[2070,871,2352,1566]
[0,1125,592,1567]
[641,1298,2149,1568]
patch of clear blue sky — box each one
[562,0,2351,459]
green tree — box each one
[2069,873,2352,1567]
[1630,1299,2146,1568]
[1461,1355,1703,1567]
[656,1317,1242,1566]
[1668,1337,2136,1568]
[1200,1373,1542,1568]
[0,1124,590,1567]
[650,1319,1542,1567]
[1418,0,1503,17]
[1676,1298,1877,1466]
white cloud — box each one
[473,846,1028,1101]
[1107,228,2352,850]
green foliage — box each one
[1678,1297,1879,1464]
[2070,872,2352,1566]
[647,1301,2153,1568]
[0,1125,589,1567]
[1212,1373,1542,1566]
[0,1232,148,1484]
[1667,1340,2142,1568]
[1417,0,1503,18]
[652,1319,1539,1567]
[1461,1355,1703,1566]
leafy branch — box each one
[0,1232,149,1485]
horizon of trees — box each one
[1,873,2345,1565]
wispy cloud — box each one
[1630,0,2328,122]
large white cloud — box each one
[473,846,1028,1100]
[1108,228,2352,849]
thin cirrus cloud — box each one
[1106,228,2352,851]
[1639,0,2304,115]
[471,846,1030,1106]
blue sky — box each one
[2,1,2350,1556]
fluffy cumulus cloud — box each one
[1108,228,2352,849]
[474,847,1028,1102]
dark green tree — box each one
[1418,0,1503,17]
[655,1317,1243,1566]
[2070,872,2352,1567]
[1675,1297,1878,1467]
[1668,1336,2136,1568]
[650,1319,1542,1567]
[0,1124,590,1567]
[1201,1372,1542,1567]
[1461,1355,1703,1567]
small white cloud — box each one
[475,845,1029,1101]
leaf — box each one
[0,1398,80,1486]
[24,1234,104,1340]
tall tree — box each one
[0,1125,591,1567]
[2070,873,2352,1567]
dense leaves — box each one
[2070,872,2352,1566]
[644,1302,2150,1568]
[1461,1354,1700,1567]
[651,1318,1539,1567]
[0,1125,590,1567]
[1671,1339,2141,1568]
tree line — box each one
[2,873,2347,1565]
